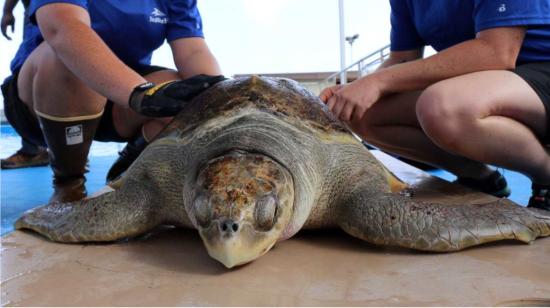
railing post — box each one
[338,0,347,85]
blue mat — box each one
[1,155,118,235]
[1,124,120,235]
[428,169,530,206]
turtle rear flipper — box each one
[15,181,162,243]
[337,191,550,251]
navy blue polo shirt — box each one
[390,0,550,64]
[10,0,204,72]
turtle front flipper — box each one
[337,191,550,251]
[15,182,162,243]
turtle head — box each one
[190,152,294,268]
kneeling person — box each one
[6,0,224,203]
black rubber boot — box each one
[37,111,101,203]
[105,132,148,183]
[455,170,511,198]
[528,184,550,211]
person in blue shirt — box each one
[1,0,224,203]
[1,0,50,170]
[320,0,550,211]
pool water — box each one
[0,125,532,236]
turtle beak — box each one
[198,220,277,268]
[205,238,260,268]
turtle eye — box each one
[254,194,278,231]
[193,192,211,227]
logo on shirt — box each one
[150,8,168,24]
[498,4,506,13]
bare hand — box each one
[1,12,15,40]
[319,84,342,103]
[320,77,383,122]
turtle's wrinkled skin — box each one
[15,76,550,268]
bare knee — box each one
[142,118,172,140]
[112,105,173,140]
[19,43,105,116]
[32,44,81,89]
[416,84,477,152]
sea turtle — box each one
[15,76,550,268]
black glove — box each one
[129,74,226,117]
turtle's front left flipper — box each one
[337,190,550,251]
[15,182,162,242]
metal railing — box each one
[325,44,391,85]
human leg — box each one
[0,140,49,169]
[416,68,550,208]
[416,70,549,183]
[17,42,105,202]
[19,138,44,155]
[352,91,496,178]
[513,62,550,210]
[1,73,49,169]
[350,88,510,197]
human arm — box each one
[124,0,225,116]
[376,49,424,71]
[1,0,19,39]
[319,49,423,104]
[126,37,225,117]
[368,26,525,93]
[36,2,222,117]
[322,26,526,122]
[36,3,147,108]
[170,37,222,78]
